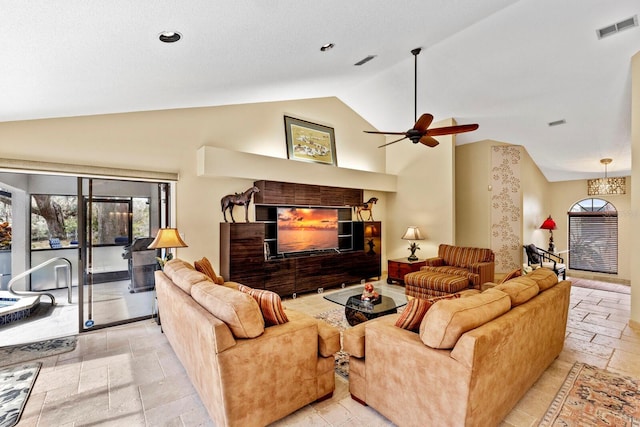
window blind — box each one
[568,213,617,274]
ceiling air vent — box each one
[596,15,638,39]
[548,119,566,127]
[354,55,376,66]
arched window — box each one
[568,198,617,274]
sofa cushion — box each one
[163,258,209,295]
[191,281,265,338]
[194,257,225,285]
[528,267,558,291]
[439,244,494,268]
[494,276,539,306]
[419,288,511,349]
[395,293,461,332]
[242,287,289,326]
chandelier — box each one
[587,158,626,196]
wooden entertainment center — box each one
[220,180,381,297]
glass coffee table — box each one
[324,285,408,326]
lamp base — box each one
[407,242,419,261]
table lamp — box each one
[364,224,379,255]
[539,215,557,253]
[402,226,424,261]
[148,228,188,268]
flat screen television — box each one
[277,207,339,254]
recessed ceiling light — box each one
[159,31,182,43]
[320,43,334,52]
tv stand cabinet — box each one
[219,180,381,297]
[219,221,381,297]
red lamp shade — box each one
[540,216,557,231]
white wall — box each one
[385,118,456,262]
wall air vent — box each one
[354,55,376,66]
[548,119,566,127]
[596,15,638,39]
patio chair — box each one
[524,244,566,279]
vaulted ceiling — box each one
[2,0,638,181]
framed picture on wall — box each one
[284,116,337,166]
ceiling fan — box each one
[364,48,479,148]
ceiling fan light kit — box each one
[364,47,478,149]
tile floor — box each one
[12,277,640,426]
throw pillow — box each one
[499,267,522,284]
[244,288,289,326]
[395,293,461,332]
[194,257,225,285]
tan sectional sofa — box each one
[156,259,341,427]
[343,268,571,427]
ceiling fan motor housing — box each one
[407,129,423,143]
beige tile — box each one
[566,318,622,339]
[31,363,81,394]
[78,364,108,393]
[108,352,165,388]
[38,385,110,426]
[608,348,640,377]
[138,372,198,411]
[563,335,614,360]
[144,393,205,426]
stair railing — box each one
[7,257,74,305]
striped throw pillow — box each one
[194,257,225,285]
[241,288,289,326]
[395,293,461,332]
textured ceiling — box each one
[1,0,638,181]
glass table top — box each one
[323,285,408,314]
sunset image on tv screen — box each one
[277,207,338,253]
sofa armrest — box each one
[343,315,399,358]
[343,322,367,358]
[469,261,495,288]
[425,257,445,267]
[317,320,341,357]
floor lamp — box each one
[147,228,188,268]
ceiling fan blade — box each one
[378,135,408,148]
[364,130,407,135]
[419,135,440,147]
[413,113,434,132]
[426,123,479,136]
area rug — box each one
[0,336,77,368]
[315,308,350,379]
[539,362,640,426]
[0,362,41,427]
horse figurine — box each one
[353,197,378,221]
[221,186,260,223]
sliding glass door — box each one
[78,178,169,332]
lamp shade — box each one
[401,226,424,241]
[539,216,557,231]
[364,224,379,237]
[147,228,188,249]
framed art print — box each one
[284,116,337,166]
